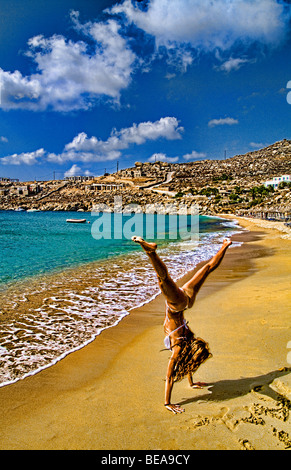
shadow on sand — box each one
[180,367,291,405]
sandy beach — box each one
[0,215,290,450]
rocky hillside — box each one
[169,139,291,190]
[0,139,290,218]
[117,139,291,189]
[117,139,291,217]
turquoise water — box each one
[0,210,131,286]
[0,210,241,387]
[0,210,231,287]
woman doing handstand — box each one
[132,236,232,414]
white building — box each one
[64,175,93,182]
[264,175,291,189]
[91,183,123,192]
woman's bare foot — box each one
[223,238,232,248]
[131,236,157,253]
[191,382,210,389]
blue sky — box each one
[0,0,291,181]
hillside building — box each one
[264,175,291,189]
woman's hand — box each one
[164,403,185,414]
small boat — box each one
[14,207,25,211]
[27,208,40,212]
[66,218,87,223]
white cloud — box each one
[0,14,136,112]
[208,117,239,128]
[112,116,183,145]
[51,116,183,163]
[216,57,253,72]
[111,0,290,50]
[148,153,179,163]
[249,142,265,149]
[64,164,82,178]
[0,136,8,143]
[182,150,207,161]
[111,0,290,71]
[0,148,45,165]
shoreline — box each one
[0,216,290,449]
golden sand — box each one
[0,216,290,450]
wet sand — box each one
[0,216,290,450]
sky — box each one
[0,0,291,181]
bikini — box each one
[163,288,189,350]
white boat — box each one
[66,218,87,223]
[27,209,40,212]
[14,207,25,211]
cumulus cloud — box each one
[110,0,291,70]
[182,150,207,161]
[0,148,45,165]
[148,153,179,163]
[111,0,290,49]
[208,117,239,128]
[64,164,82,178]
[0,13,136,111]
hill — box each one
[0,139,290,218]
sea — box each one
[0,210,242,387]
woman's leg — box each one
[132,236,188,311]
[182,238,232,306]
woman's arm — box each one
[164,346,185,414]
